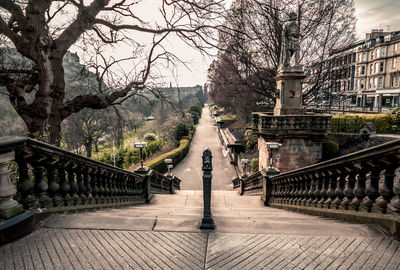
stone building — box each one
[354,30,400,110]
[306,29,400,112]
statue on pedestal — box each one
[278,12,301,72]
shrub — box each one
[191,111,200,125]
[174,123,189,142]
[220,113,238,121]
[144,133,157,141]
[144,139,190,173]
[189,104,202,116]
[251,158,259,173]
[321,140,339,161]
[245,130,258,151]
[331,113,394,133]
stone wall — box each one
[259,136,323,173]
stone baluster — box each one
[282,179,289,204]
[16,151,35,209]
[75,165,85,205]
[58,162,72,206]
[361,162,383,212]
[324,170,338,209]
[83,167,92,204]
[307,173,316,206]
[292,177,301,205]
[96,169,105,204]
[350,162,370,211]
[301,175,310,206]
[122,175,129,202]
[45,158,62,207]
[318,171,330,208]
[32,153,51,208]
[115,174,123,203]
[387,155,400,214]
[376,158,397,213]
[296,177,304,205]
[109,173,117,203]
[288,179,295,204]
[0,151,23,219]
[332,167,349,209]
[340,166,357,210]
[90,168,99,204]
[67,163,79,205]
[103,171,111,204]
[313,172,322,207]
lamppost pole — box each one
[200,148,215,230]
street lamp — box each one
[164,158,173,177]
[241,158,249,178]
[265,142,282,169]
[134,141,147,170]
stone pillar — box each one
[135,167,152,203]
[274,71,306,116]
[0,151,23,219]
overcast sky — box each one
[149,0,400,87]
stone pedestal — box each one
[274,71,306,116]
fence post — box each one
[200,148,215,229]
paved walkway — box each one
[2,191,400,269]
[172,105,236,190]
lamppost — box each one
[241,158,249,178]
[265,142,282,169]
[164,158,173,177]
[134,141,147,171]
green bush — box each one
[220,113,238,121]
[321,140,339,161]
[251,158,259,173]
[174,123,189,142]
[144,139,190,173]
[245,130,258,151]
[388,108,400,131]
[191,111,200,125]
[189,104,202,116]
[331,113,396,133]
[144,133,157,141]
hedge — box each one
[331,113,398,133]
[144,139,190,173]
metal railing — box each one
[0,136,180,219]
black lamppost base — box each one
[200,217,215,230]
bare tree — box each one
[208,0,356,117]
[0,0,224,145]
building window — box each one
[363,53,366,61]
[375,62,379,73]
[378,77,383,88]
[395,76,399,87]
[360,79,364,89]
[361,66,365,75]
[370,64,373,74]
[371,51,374,60]
[395,43,398,52]
[374,77,377,88]
[381,48,385,57]
[369,78,373,89]
[393,58,397,69]
[391,75,396,87]
[358,54,362,62]
[380,62,384,72]
[376,48,379,57]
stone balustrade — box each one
[266,138,400,215]
[240,171,263,195]
[0,137,180,219]
[251,113,331,135]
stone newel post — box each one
[0,151,23,219]
[200,148,215,229]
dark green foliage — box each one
[144,133,156,141]
[145,139,190,173]
[191,111,200,125]
[189,104,202,116]
[251,158,259,173]
[321,141,339,161]
[174,123,189,142]
[245,130,258,151]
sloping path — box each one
[172,104,236,190]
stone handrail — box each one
[240,170,263,195]
[266,138,400,215]
[251,113,331,133]
[0,136,179,219]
